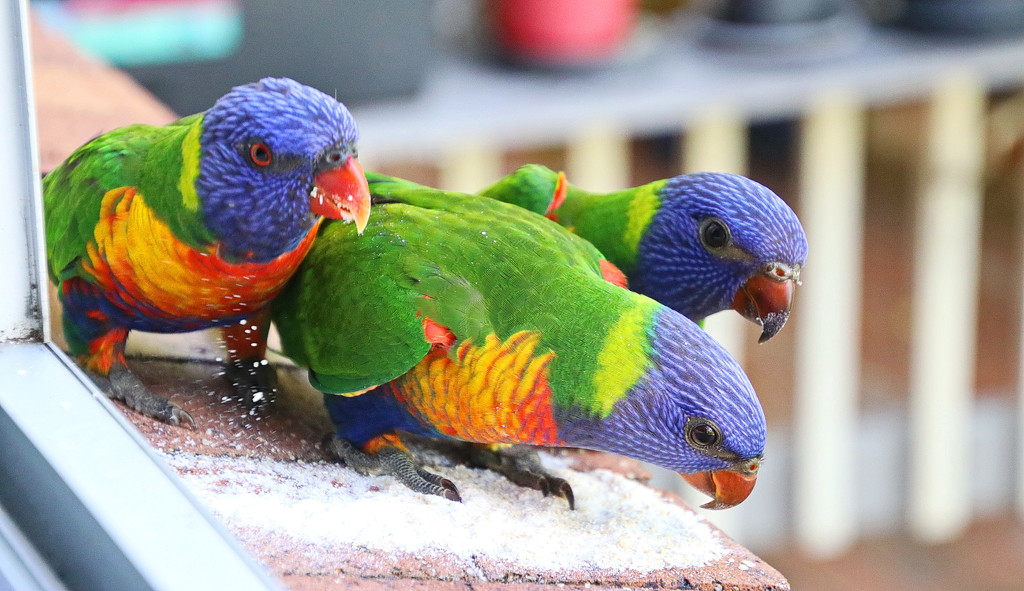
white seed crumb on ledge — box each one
[163,451,727,574]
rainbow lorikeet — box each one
[44,77,371,428]
[482,165,808,343]
[273,174,766,509]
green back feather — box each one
[398,260,494,346]
[482,165,667,277]
[43,114,214,283]
[274,175,663,415]
[273,216,432,394]
[478,163,560,216]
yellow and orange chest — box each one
[82,186,317,321]
[390,331,565,447]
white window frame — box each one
[0,2,280,589]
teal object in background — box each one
[36,1,436,114]
[33,0,243,67]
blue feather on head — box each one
[560,307,765,470]
[197,77,363,262]
[633,172,808,341]
[559,306,766,508]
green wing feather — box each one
[478,163,561,216]
[43,113,214,284]
[399,260,494,346]
[272,216,431,394]
[480,164,667,276]
[273,173,649,410]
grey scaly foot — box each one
[223,355,279,408]
[327,437,462,502]
[91,365,196,429]
[469,444,574,509]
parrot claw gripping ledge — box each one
[90,363,196,428]
[329,437,464,503]
[273,174,768,509]
[466,444,576,509]
[44,77,371,428]
[482,164,808,343]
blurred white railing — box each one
[792,91,866,557]
[908,73,986,543]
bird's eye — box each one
[685,418,721,449]
[248,142,273,167]
[699,217,731,250]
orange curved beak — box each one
[731,267,798,344]
[311,155,371,234]
[680,460,760,510]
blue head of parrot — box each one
[196,77,370,263]
[632,172,808,342]
[560,307,766,509]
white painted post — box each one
[566,122,630,191]
[438,139,504,194]
[908,73,985,542]
[794,92,865,558]
[684,107,749,175]
[1018,151,1024,521]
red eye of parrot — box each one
[249,143,273,167]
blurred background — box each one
[30,0,1024,589]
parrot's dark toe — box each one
[468,444,575,509]
[168,407,197,430]
[549,477,575,510]
[95,365,196,429]
[327,435,463,502]
[418,468,462,502]
[416,468,460,496]
[381,447,463,502]
[437,477,462,503]
[508,471,550,494]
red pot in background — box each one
[490,0,639,67]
